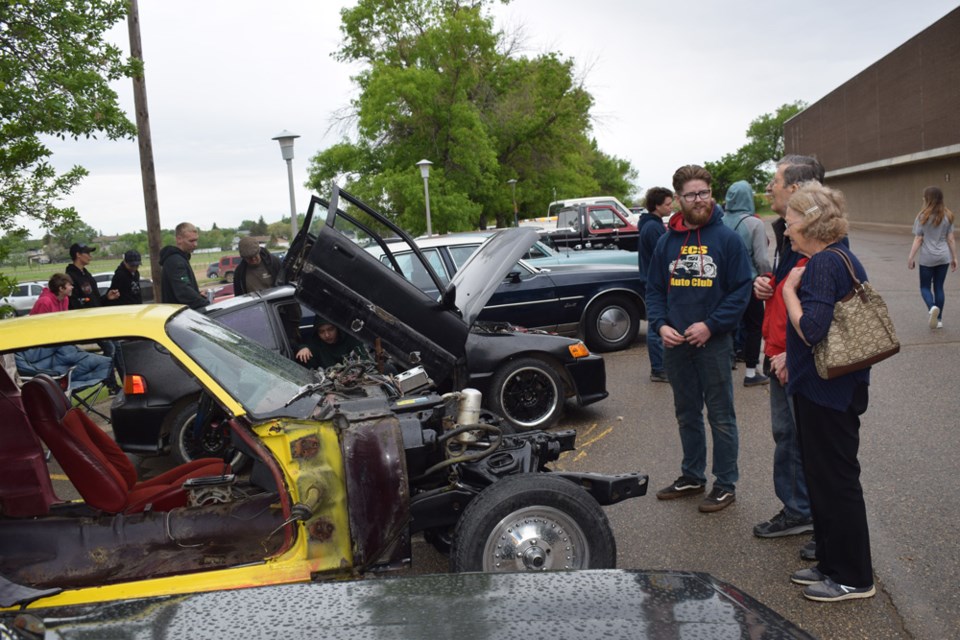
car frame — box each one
[0,305,647,612]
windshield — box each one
[166,310,316,418]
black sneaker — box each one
[650,371,669,383]
[790,566,826,585]
[802,577,875,602]
[753,509,814,538]
[800,537,817,561]
[743,373,770,387]
[699,486,736,512]
[656,476,705,500]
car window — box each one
[448,245,480,270]
[523,243,552,260]
[213,304,280,352]
[589,207,624,229]
[386,249,449,287]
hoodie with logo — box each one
[646,204,753,339]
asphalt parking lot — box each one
[62,224,956,639]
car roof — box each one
[0,305,184,351]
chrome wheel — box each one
[480,505,590,571]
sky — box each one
[27,0,960,237]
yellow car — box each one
[0,305,647,611]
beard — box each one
[680,199,713,228]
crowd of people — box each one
[639,156,954,604]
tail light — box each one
[123,375,147,395]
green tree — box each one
[705,101,807,200]
[0,0,137,235]
[307,0,635,232]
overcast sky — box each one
[29,0,960,237]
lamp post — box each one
[507,178,518,227]
[272,130,300,241]
[416,159,433,236]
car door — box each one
[478,262,564,332]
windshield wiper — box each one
[283,370,327,407]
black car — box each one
[112,277,608,464]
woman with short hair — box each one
[775,182,876,602]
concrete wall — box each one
[784,7,960,227]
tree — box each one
[307,0,636,233]
[0,0,137,236]
[705,101,807,200]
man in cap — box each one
[110,250,144,305]
[160,222,208,308]
[66,242,118,310]
[233,236,281,296]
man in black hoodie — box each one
[160,222,208,309]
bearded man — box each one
[645,164,753,513]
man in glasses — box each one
[645,164,752,513]
[753,155,826,557]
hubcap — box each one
[481,506,589,572]
[596,305,630,342]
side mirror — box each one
[505,271,522,284]
[441,283,457,309]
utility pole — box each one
[127,0,163,300]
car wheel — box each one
[169,400,248,471]
[450,474,616,572]
[583,293,639,352]
[488,357,565,431]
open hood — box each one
[449,226,539,327]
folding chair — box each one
[14,351,112,424]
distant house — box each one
[784,7,960,225]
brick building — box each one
[784,7,960,226]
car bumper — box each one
[565,354,608,406]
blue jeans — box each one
[663,334,739,492]
[647,325,664,373]
[769,371,811,519]
[919,263,948,318]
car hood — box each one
[450,227,539,326]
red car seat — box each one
[21,375,231,514]
[0,367,61,517]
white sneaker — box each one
[929,306,940,329]
[937,320,943,329]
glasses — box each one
[680,189,711,203]
[784,219,802,231]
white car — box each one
[1,281,45,317]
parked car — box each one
[0,569,816,639]
[114,276,608,466]
[206,261,219,278]
[548,195,638,224]
[0,305,647,611]
[92,272,155,302]
[365,230,645,352]
[218,255,243,282]
[0,281,44,317]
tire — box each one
[450,474,616,572]
[488,357,565,431]
[583,293,639,352]
[168,400,248,471]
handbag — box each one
[813,247,900,379]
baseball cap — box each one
[124,250,142,266]
[69,243,96,259]
[238,236,260,259]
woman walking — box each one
[907,186,957,329]
[774,182,875,602]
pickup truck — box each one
[539,203,639,252]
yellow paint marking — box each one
[51,474,69,481]
[575,426,614,449]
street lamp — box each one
[507,178,518,227]
[272,130,300,241]
[416,159,433,236]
